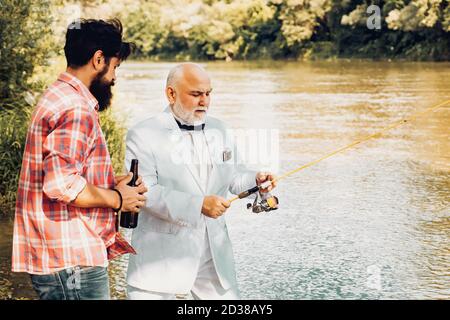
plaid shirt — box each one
[12,72,135,275]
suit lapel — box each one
[185,144,204,194]
[161,108,205,194]
[204,122,221,195]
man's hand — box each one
[256,172,277,193]
[115,174,144,189]
[202,195,230,219]
[115,173,148,213]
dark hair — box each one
[64,18,133,68]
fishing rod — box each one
[230,99,450,211]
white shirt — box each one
[172,113,213,192]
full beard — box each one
[90,67,114,112]
[172,100,208,125]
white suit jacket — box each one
[125,108,258,294]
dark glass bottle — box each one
[120,159,139,229]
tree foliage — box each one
[120,0,449,60]
[0,0,55,102]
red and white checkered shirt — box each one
[12,72,135,275]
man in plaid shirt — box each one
[12,19,147,300]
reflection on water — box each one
[1,60,449,299]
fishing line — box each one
[229,99,450,204]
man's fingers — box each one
[135,176,143,186]
[128,201,145,212]
[263,180,272,189]
[136,200,145,207]
[119,172,133,185]
[257,176,266,183]
[123,204,140,213]
[259,172,270,180]
[258,173,277,192]
[118,174,144,186]
[137,194,147,202]
[221,199,230,208]
[136,184,148,194]
[216,209,225,217]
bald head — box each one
[165,63,212,124]
[166,63,210,89]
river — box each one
[1,60,449,299]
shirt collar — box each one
[174,118,205,131]
[57,72,99,112]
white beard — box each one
[171,100,207,125]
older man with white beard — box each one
[125,63,276,300]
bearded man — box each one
[125,63,277,300]
[12,19,148,300]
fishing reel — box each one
[246,191,279,214]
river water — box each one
[1,60,449,299]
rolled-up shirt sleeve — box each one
[42,106,96,204]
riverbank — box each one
[130,38,450,62]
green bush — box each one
[100,108,127,176]
[0,0,54,102]
[0,0,54,215]
[0,103,32,215]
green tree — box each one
[0,0,54,103]
[120,0,449,60]
[0,0,56,214]
[338,0,450,60]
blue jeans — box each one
[30,266,110,300]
